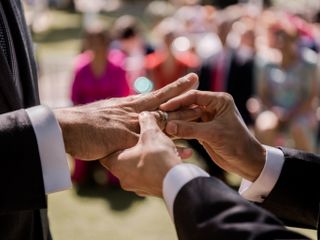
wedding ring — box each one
[157,110,168,124]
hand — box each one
[161,90,266,181]
[99,112,191,197]
[54,73,200,160]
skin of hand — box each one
[161,90,266,182]
[99,112,192,197]
[53,73,200,161]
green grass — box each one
[48,186,316,240]
[48,187,177,240]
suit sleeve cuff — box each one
[26,105,72,194]
[163,163,209,219]
[239,145,284,202]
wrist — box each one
[160,155,182,182]
[53,107,83,156]
[244,141,266,182]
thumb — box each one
[100,147,140,174]
[165,120,205,140]
[139,111,161,133]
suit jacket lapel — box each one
[6,0,39,106]
[0,48,22,111]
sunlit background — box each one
[22,0,320,239]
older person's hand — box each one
[99,112,190,197]
[162,90,266,182]
[53,73,200,161]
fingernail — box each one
[185,73,197,81]
[140,111,148,117]
[192,80,199,90]
[183,148,193,155]
[166,122,177,135]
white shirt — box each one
[162,146,285,219]
[26,105,72,194]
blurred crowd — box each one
[27,0,320,186]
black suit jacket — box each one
[173,148,320,239]
[0,1,49,239]
[262,148,320,238]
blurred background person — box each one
[194,8,256,179]
[255,16,319,152]
[71,24,130,187]
[24,0,50,33]
[111,15,154,93]
[198,8,255,126]
[145,18,199,89]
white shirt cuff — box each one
[26,105,72,194]
[239,145,284,202]
[163,163,209,219]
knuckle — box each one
[176,111,182,119]
[172,76,189,90]
[150,90,161,101]
[175,77,185,87]
[222,93,234,104]
[175,124,187,137]
[189,89,198,97]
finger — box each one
[133,73,199,112]
[177,147,193,159]
[150,110,168,130]
[139,111,161,134]
[167,107,202,122]
[150,108,202,130]
[100,146,141,174]
[165,120,207,140]
[160,90,230,112]
[160,90,208,111]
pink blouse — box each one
[71,50,129,105]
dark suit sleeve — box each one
[173,177,308,240]
[0,109,46,213]
[261,147,320,230]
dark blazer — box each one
[261,148,320,239]
[173,148,320,239]
[0,1,49,239]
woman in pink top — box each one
[71,26,129,186]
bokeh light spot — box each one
[134,77,154,94]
